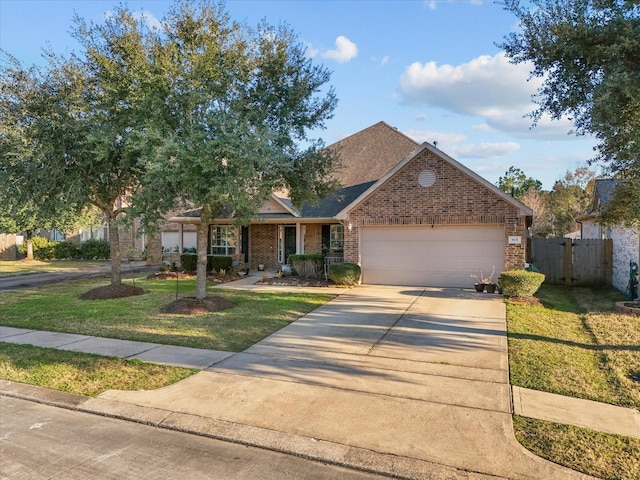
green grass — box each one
[514,416,640,480]
[0,342,197,396]
[0,259,108,276]
[0,277,334,351]
[507,285,640,478]
[507,285,639,408]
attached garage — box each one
[360,225,506,288]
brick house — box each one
[167,121,533,287]
[578,179,640,294]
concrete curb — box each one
[1,380,504,480]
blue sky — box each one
[0,0,599,189]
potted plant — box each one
[472,267,496,293]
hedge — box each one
[180,254,232,273]
[328,262,361,286]
[288,254,323,277]
[499,270,545,297]
[18,238,110,261]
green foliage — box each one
[180,254,197,272]
[80,239,110,260]
[496,166,542,199]
[328,262,361,286]
[499,0,640,223]
[500,270,545,297]
[209,256,233,273]
[289,254,323,277]
[18,237,55,260]
[599,178,640,227]
[53,241,81,260]
[180,254,232,273]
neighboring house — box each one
[167,121,533,288]
[578,179,640,294]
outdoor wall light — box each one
[348,222,353,232]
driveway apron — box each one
[98,286,591,479]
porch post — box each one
[178,223,184,253]
[295,222,302,254]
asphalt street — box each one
[0,396,389,480]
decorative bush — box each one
[209,255,232,273]
[328,262,361,285]
[18,237,55,260]
[79,239,110,260]
[53,241,82,260]
[180,254,198,272]
[289,254,323,277]
[499,270,545,297]
[181,254,232,273]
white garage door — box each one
[360,225,505,288]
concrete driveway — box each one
[97,286,592,479]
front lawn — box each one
[0,259,108,276]
[507,284,640,479]
[507,285,639,408]
[0,342,197,396]
[0,277,334,351]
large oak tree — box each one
[500,0,640,224]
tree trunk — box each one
[25,229,34,260]
[195,217,210,300]
[109,219,122,286]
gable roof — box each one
[588,179,622,213]
[336,142,534,219]
[329,121,420,187]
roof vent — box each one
[418,170,436,188]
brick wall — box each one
[582,219,639,293]
[610,227,640,293]
[249,224,278,270]
[303,224,323,254]
[344,149,527,270]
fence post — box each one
[563,239,573,286]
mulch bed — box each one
[254,275,334,287]
[159,296,235,315]
[146,272,196,280]
[79,284,145,300]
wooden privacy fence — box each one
[531,238,613,286]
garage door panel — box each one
[361,226,505,288]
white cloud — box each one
[371,55,390,67]
[321,36,358,63]
[405,129,467,146]
[448,142,520,158]
[404,128,520,159]
[398,52,574,139]
[425,0,483,9]
[105,10,162,30]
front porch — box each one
[163,222,344,272]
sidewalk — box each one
[1,285,638,479]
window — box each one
[210,226,237,255]
[329,224,344,254]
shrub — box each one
[18,237,56,260]
[289,254,323,277]
[54,241,81,260]
[328,262,361,286]
[80,239,110,260]
[180,254,197,272]
[209,255,232,273]
[180,254,232,273]
[499,270,545,297]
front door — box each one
[278,225,297,264]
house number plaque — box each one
[508,236,522,245]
